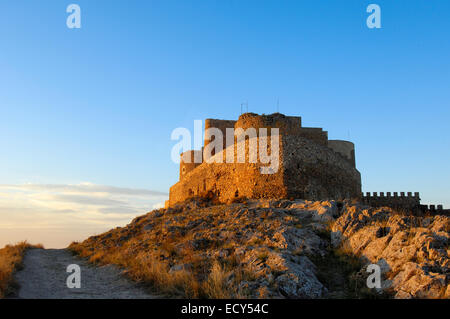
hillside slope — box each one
[70,198,449,299]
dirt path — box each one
[13,248,157,299]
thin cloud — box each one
[0,183,168,197]
[0,183,168,248]
[48,194,128,206]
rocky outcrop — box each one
[71,198,449,299]
[332,205,449,299]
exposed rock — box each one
[332,204,449,299]
[71,199,448,299]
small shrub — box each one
[201,261,231,298]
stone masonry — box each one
[167,113,442,215]
[168,113,362,207]
[166,112,445,213]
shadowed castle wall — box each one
[282,135,361,200]
[328,140,356,167]
[362,192,421,211]
[298,128,328,146]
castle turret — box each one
[179,150,202,181]
[234,113,302,135]
[204,119,236,156]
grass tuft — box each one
[0,241,43,298]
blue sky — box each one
[0,1,449,247]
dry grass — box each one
[201,261,232,298]
[70,200,420,299]
[127,256,200,298]
[68,203,272,298]
[69,241,253,299]
[0,241,43,298]
[201,259,258,299]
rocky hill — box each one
[70,198,449,299]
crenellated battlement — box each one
[419,204,449,215]
[360,192,448,215]
[361,191,421,211]
[420,204,444,211]
[362,192,420,199]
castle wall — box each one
[169,125,362,205]
[362,192,421,211]
[169,160,287,206]
[233,113,328,146]
[419,204,449,216]
[169,135,287,206]
[297,128,328,146]
[282,135,361,200]
[234,113,302,135]
[168,113,436,212]
[328,140,356,167]
[168,162,288,206]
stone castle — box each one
[166,112,444,213]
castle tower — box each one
[179,150,203,181]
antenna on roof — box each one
[277,98,279,113]
[241,101,248,115]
